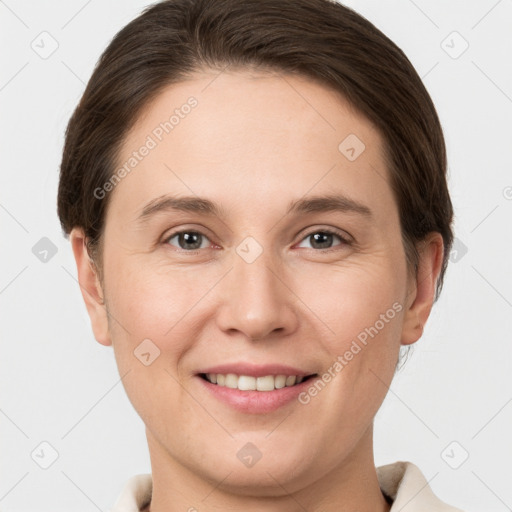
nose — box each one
[215,246,299,342]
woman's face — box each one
[74,69,438,495]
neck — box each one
[144,426,390,512]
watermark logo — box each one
[237,442,262,468]
[32,237,58,263]
[31,441,59,469]
[31,31,59,59]
[236,236,264,264]
[449,237,468,263]
[441,31,469,60]
[338,134,366,161]
[441,441,469,469]
[134,338,161,366]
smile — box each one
[200,373,317,391]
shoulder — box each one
[377,461,464,511]
[108,474,152,512]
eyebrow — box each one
[137,195,228,223]
[136,193,372,223]
[286,194,372,218]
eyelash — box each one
[163,227,352,253]
[296,228,352,252]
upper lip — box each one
[196,363,316,378]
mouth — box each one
[198,372,318,391]
[195,363,319,413]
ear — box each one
[69,228,112,346]
[401,232,444,346]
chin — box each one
[204,463,311,498]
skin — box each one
[70,69,443,512]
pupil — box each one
[180,232,201,250]
[312,232,332,249]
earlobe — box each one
[69,228,112,347]
[400,232,444,346]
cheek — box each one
[297,255,406,348]
[102,258,202,430]
[105,262,201,343]
[101,249,184,367]
[102,250,235,403]
[293,256,406,411]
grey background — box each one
[1,0,511,510]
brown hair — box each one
[57,0,453,298]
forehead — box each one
[108,69,394,223]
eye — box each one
[165,230,212,251]
[296,229,350,250]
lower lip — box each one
[197,376,314,414]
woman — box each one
[57,0,463,510]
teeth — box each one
[274,375,286,389]
[286,375,297,386]
[257,375,274,391]
[204,373,306,391]
[238,375,256,390]
[225,373,238,389]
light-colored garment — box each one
[109,461,463,511]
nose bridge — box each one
[216,236,297,340]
